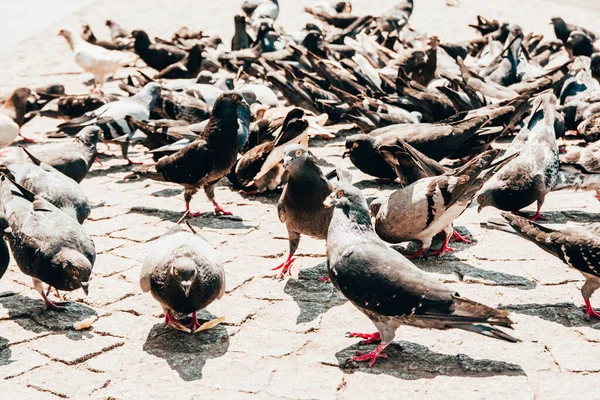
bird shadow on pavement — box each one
[142,310,229,381]
[0,292,97,335]
[392,229,537,290]
[126,206,255,231]
[499,302,600,329]
[354,179,400,191]
[283,262,347,325]
[518,210,600,224]
[335,340,525,379]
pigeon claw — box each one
[401,247,426,259]
[44,299,69,310]
[429,243,456,257]
[273,254,295,277]
[530,210,545,222]
[584,299,600,320]
[350,344,389,367]
[318,276,331,283]
[187,311,203,332]
[126,159,144,166]
[450,230,472,244]
[19,134,35,143]
[239,189,259,196]
[212,201,232,216]
[347,332,381,345]
[163,310,192,333]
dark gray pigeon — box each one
[57,82,161,165]
[0,177,95,309]
[489,213,600,320]
[477,93,559,221]
[324,183,518,367]
[20,126,100,183]
[0,211,9,280]
[371,149,516,258]
[3,149,91,224]
[140,225,225,333]
[274,144,341,277]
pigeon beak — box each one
[342,149,351,159]
[282,156,292,169]
[477,204,483,213]
[323,194,335,208]
[80,282,89,296]
[181,281,192,297]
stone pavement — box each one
[1,0,600,399]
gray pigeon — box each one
[324,183,518,367]
[489,213,600,320]
[0,177,95,309]
[21,126,100,183]
[371,149,516,258]
[477,93,559,220]
[57,82,161,165]
[140,225,225,333]
[274,144,335,276]
[2,149,91,224]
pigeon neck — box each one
[330,205,374,239]
[64,33,83,51]
[204,113,239,144]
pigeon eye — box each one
[352,142,359,148]
[295,149,302,157]
[337,190,345,198]
[231,94,238,100]
[73,269,79,277]
[173,269,179,276]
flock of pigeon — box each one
[0,0,599,367]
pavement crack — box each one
[27,384,68,398]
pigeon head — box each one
[7,88,32,125]
[212,91,250,120]
[58,29,78,50]
[324,184,367,209]
[170,257,197,297]
[343,134,377,159]
[476,183,502,213]
[137,83,162,108]
[566,31,593,56]
[592,54,600,81]
[282,144,308,173]
[131,30,151,48]
[234,14,247,26]
[53,249,92,295]
[238,89,261,106]
[76,126,102,146]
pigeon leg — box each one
[595,190,600,202]
[183,205,203,218]
[34,279,68,310]
[239,189,259,196]
[531,208,545,221]
[450,230,472,244]
[318,276,331,283]
[126,158,144,165]
[212,201,232,216]
[347,332,381,345]
[163,309,192,333]
[429,235,457,257]
[18,133,35,143]
[273,253,295,276]
[584,299,600,320]
[205,183,232,215]
[183,187,203,217]
[400,247,426,259]
[350,343,389,367]
[187,311,202,332]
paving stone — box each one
[340,373,428,399]
[0,318,50,348]
[93,253,136,277]
[0,380,60,399]
[109,223,164,243]
[92,236,127,254]
[206,296,268,326]
[14,362,111,398]
[535,373,600,400]
[199,352,273,393]
[91,311,157,341]
[0,344,50,379]
[228,324,308,357]
[424,376,534,400]
[76,275,136,307]
[28,331,124,365]
[266,359,344,400]
[547,341,600,372]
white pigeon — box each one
[0,87,32,150]
[58,28,136,92]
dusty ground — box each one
[1,0,600,399]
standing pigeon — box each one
[127,92,249,216]
[325,183,518,366]
[58,28,135,92]
[274,144,335,276]
[57,83,161,165]
[0,87,33,149]
[371,149,515,258]
[2,149,91,224]
[477,93,559,221]
[131,30,187,71]
[140,225,225,333]
[0,211,9,280]
[490,213,600,320]
[0,177,95,309]
[551,17,596,44]
[20,126,100,183]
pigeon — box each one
[81,24,131,51]
[127,91,249,216]
[566,31,599,57]
[106,19,130,41]
[477,93,559,221]
[324,183,518,367]
[2,148,91,224]
[231,15,252,51]
[551,17,596,44]
[371,149,516,258]
[0,88,33,149]
[140,225,225,333]
[131,30,187,71]
[58,28,136,92]
[0,177,95,309]
[490,213,600,320]
[0,211,9,280]
[57,83,161,164]
[20,126,100,183]
[274,144,335,276]
[154,44,203,80]
[232,108,309,194]
[242,0,279,21]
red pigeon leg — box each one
[212,201,232,215]
[318,276,331,283]
[239,189,259,196]
[430,236,457,257]
[163,310,191,333]
[450,230,472,244]
[347,332,381,345]
[273,253,295,276]
[126,158,144,165]
[400,247,426,259]
[531,206,545,221]
[40,289,68,310]
[183,203,203,218]
[187,311,202,332]
[584,299,600,320]
[19,133,35,143]
[350,343,389,367]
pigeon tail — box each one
[454,324,521,343]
